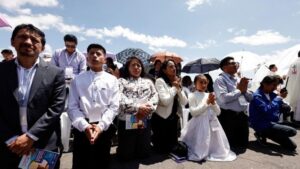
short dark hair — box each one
[260,75,278,87]
[1,49,13,55]
[154,60,161,66]
[219,56,234,70]
[86,43,106,55]
[182,76,192,87]
[122,56,145,79]
[268,64,276,70]
[11,24,46,47]
[64,34,78,44]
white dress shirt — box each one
[5,58,40,145]
[68,70,119,132]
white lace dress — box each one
[180,91,236,162]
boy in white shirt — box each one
[68,43,119,169]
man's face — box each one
[11,28,44,58]
[87,48,106,71]
[271,66,278,72]
[223,59,238,75]
[65,41,76,54]
[2,53,14,61]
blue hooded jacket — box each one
[249,88,283,132]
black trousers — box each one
[0,143,61,169]
[151,113,179,153]
[260,122,297,151]
[117,120,151,161]
[72,125,115,169]
[218,108,249,149]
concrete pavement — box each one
[60,128,299,169]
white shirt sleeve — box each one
[98,78,120,131]
[67,78,89,132]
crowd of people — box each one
[0,23,299,169]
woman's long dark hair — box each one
[121,56,145,79]
[158,60,176,86]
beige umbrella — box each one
[150,51,183,64]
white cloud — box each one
[186,0,210,12]
[229,30,291,46]
[84,26,187,48]
[1,13,84,34]
[148,46,166,52]
[0,0,59,14]
[227,28,235,33]
[234,29,247,35]
[56,22,84,33]
[105,39,112,44]
[194,40,216,49]
[78,36,86,42]
[227,28,247,35]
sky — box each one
[1,0,300,64]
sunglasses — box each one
[227,61,239,65]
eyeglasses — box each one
[227,61,239,66]
[65,44,76,49]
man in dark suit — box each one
[0,24,66,169]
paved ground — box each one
[60,128,299,169]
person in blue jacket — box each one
[249,75,297,151]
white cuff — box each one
[26,132,39,141]
[5,136,18,145]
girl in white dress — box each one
[180,74,236,162]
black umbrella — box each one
[182,58,220,73]
[116,48,151,66]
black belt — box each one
[85,118,99,124]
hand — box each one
[237,77,250,93]
[206,93,216,105]
[8,134,34,156]
[85,124,102,145]
[90,124,102,145]
[85,125,94,144]
[137,104,152,120]
[209,93,216,105]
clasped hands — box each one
[237,77,250,94]
[85,124,102,145]
[206,92,216,105]
[136,103,153,120]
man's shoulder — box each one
[53,48,65,56]
[0,59,15,71]
[102,71,117,81]
[41,60,64,73]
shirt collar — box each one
[15,57,39,69]
[222,72,236,80]
[89,69,104,77]
[64,48,78,55]
[128,76,141,82]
